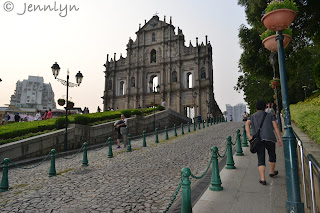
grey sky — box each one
[0,0,248,112]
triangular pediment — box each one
[137,15,169,33]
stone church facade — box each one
[102,15,222,119]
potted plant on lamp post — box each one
[261,0,298,31]
[270,78,280,87]
[67,101,74,109]
[261,28,292,52]
[57,98,65,106]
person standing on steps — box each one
[245,100,283,185]
[114,114,128,148]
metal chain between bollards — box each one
[230,140,237,146]
[93,141,110,151]
[163,181,182,213]
[59,143,85,159]
[190,157,212,179]
[217,149,227,158]
[8,152,51,170]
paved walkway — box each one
[193,143,287,213]
[0,122,244,213]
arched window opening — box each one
[131,77,135,88]
[120,81,125,95]
[149,75,159,92]
[172,71,177,82]
[200,67,206,79]
[187,72,193,88]
[108,80,112,90]
[150,49,156,63]
[152,32,156,42]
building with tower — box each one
[102,15,222,119]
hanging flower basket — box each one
[262,34,291,52]
[271,78,280,87]
[262,9,296,31]
[269,84,276,89]
[67,101,74,109]
[57,99,65,106]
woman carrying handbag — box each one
[245,100,282,185]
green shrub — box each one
[74,115,90,125]
[120,109,132,118]
[0,107,165,143]
[157,105,165,111]
[131,109,143,116]
[265,0,298,13]
[55,117,70,129]
[260,28,292,41]
[290,94,320,144]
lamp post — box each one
[302,86,307,100]
[276,31,304,212]
[269,52,282,132]
[51,62,83,151]
[148,80,160,131]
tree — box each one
[236,0,320,112]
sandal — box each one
[259,180,266,185]
[269,171,279,177]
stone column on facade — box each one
[177,92,181,113]
[103,54,109,111]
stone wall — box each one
[0,109,191,161]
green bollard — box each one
[180,167,192,213]
[49,149,56,177]
[165,126,169,140]
[174,124,177,137]
[143,130,146,147]
[155,128,159,143]
[193,121,196,131]
[209,147,223,191]
[127,134,132,152]
[0,158,10,192]
[210,118,213,126]
[82,142,89,166]
[198,121,201,130]
[202,120,205,128]
[108,137,113,158]
[181,123,184,135]
[235,129,244,156]
[242,125,249,147]
[225,136,236,169]
[188,122,190,133]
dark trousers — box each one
[257,140,276,166]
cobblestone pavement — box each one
[0,122,245,213]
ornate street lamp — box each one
[269,52,282,132]
[51,62,84,151]
[149,80,160,131]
